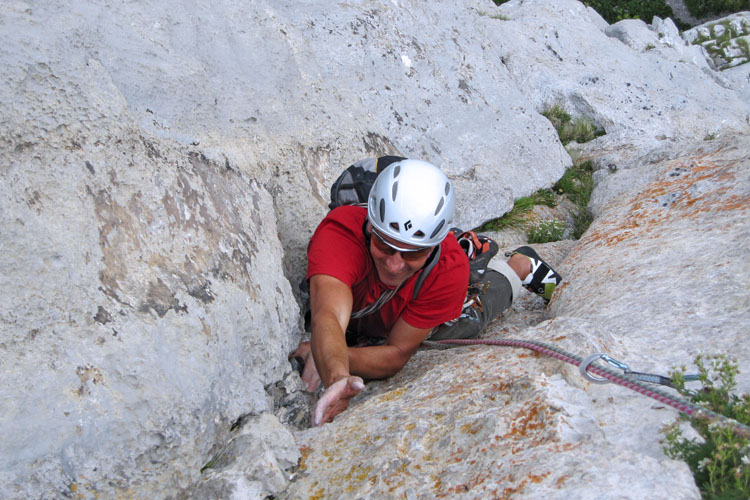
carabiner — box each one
[579,352,629,384]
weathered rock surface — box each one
[285,134,750,500]
[0,75,300,497]
[683,13,750,104]
[2,0,749,498]
[495,1,749,175]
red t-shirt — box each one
[306,206,469,336]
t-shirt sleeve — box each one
[306,207,370,287]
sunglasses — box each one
[370,229,434,262]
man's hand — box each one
[291,341,322,392]
[313,376,365,426]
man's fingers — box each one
[313,376,365,426]
[302,361,321,392]
[290,341,310,359]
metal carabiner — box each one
[579,352,629,384]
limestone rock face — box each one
[495,0,749,172]
[0,10,299,495]
[0,75,300,498]
[683,13,750,104]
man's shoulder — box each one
[440,233,469,267]
[314,205,368,244]
[327,204,367,219]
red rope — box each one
[422,338,750,438]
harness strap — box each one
[351,285,402,320]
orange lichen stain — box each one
[450,447,465,462]
[379,387,407,402]
[529,472,551,483]
[585,158,747,248]
[517,351,541,359]
[555,474,571,488]
[433,475,443,492]
[404,422,416,431]
[503,401,550,441]
[550,442,580,453]
[491,381,509,392]
[451,483,470,494]
[344,464,373,492]
[502,478,529,497]
[297,445,312,472]
[308,487,326,500]
[459,421,483,435]
[552,335,567,341]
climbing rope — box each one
[421,338,750,439]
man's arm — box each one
[348,317,432,379]
[308,273,354,387]
[306,273,366,426]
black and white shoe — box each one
[512,246,562,302]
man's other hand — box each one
[291,341,322,392]
[313,376,365,426]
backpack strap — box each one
[351,219,439,319]
[411,245,440,300]
[375,155,406,172]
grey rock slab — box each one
[286,319,699,499]
[495,0,750,172]
[191,413,301,500]
[0,44,300,500]
[553,133,750,390]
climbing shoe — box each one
[455,230,499,283]
[512,246,562,302]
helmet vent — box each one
[389,222,400,232]
[434,197,444,216]
[393,165,401,178]
[413,230,425,238]
[430,220,446,239]
[379,199,386,222]
[444,182,451,195]
[391,181,398,202]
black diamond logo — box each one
[404,220,412,231]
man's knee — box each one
[428,269,514,341]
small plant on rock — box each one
[663,355,750,500]
[526,219,566,243]
[553,160,594,239]
[481,189,556,232]
[541,103,605,146]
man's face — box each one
[368,225,434,287]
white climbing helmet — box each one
[367,159,455,249]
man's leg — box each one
[429,259,522,340]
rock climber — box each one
[291,158,561,426]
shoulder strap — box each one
[350,218,438,319]
[411,245,440,300]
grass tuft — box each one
[526,219,566,244]
[541,103,605,145]
[553,160,595,239]
[480,189,556,232]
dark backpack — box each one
[328,155,405,209]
